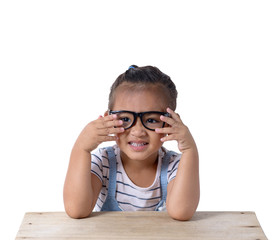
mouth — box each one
[128,141,148,151]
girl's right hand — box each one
[74,114,124,152]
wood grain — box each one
[16,211,267,240]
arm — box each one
[63,114,124,218]
[156,108,200,221]
[166,148,199,221]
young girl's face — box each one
[111,85,168,164]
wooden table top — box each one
[16,211,267,240]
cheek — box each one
[152,133,165,143]
[116,132,126,144]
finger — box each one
[166,108,182,122]
[160,134,179,143]
[102,114,118,123]
[99,113,118,123]
[101,126,125,135]
[99,135,119,142]
[98,117,123,129]
[155,127,175,134]
[104,119,124,129]
[95,114,115,127]
[160,114,176,126]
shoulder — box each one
[91,145,119,182]
[91,144,120,162]
[160,147,181,182]
[160,146,181,163]
[91,147,108,162]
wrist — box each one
[180,143,198,154]
[70,143,92,165]
[73,140,95,154]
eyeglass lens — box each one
[115,112,165,130]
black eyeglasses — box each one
[109,110,170,131]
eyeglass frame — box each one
[109,110,170,131]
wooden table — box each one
[16,211,267,240]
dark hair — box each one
[108,65,178,110]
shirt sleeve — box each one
[167,152,181,183]
[91,148,105,183]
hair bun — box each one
[128,65,138,70]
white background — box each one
[0,0,279,239]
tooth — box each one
[131,142,145,146]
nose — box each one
[130,117,146,137]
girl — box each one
[63,65,200,220]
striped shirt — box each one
[91,145,181,211]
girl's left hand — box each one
[155,108,196,153]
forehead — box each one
[112,84,169,111]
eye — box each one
[121,117,131,123]
[146,118,159,124]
